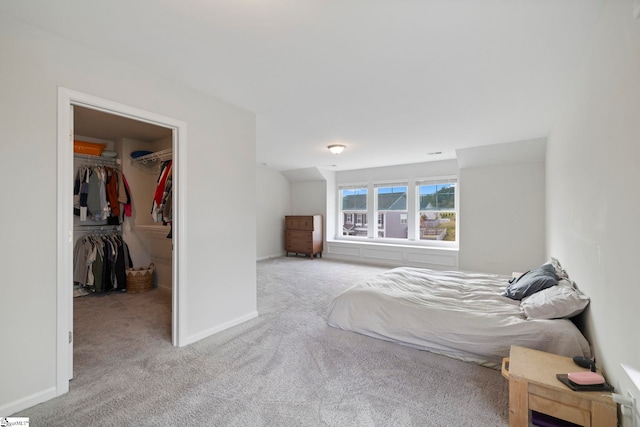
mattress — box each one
[327,267,591,368]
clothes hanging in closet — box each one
[151,160,173,237]
[73,232,133,296]
[74,165,132,224]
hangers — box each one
[74,153,121,168]
[131,148,172,174]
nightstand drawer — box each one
[529,394,590,427]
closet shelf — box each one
[73,224,121,235]
[74,153,121,166]
[131,148,172,168]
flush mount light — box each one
[328,144,346,154]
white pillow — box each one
[520,283,590,320]
[546,257,569,279]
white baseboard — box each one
[0,386,57,416]
[182,310,259,346]
[156,283,172,292]
[256,252,285,261]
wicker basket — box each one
[126,263,155,294]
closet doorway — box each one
[57,88,187,395]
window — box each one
[375,185,408,239]
[417,180,456,242]
[337,177,457,246]
[340,187,367,236]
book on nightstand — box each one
[556,373,614,392]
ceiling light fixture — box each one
[328,144,346,154]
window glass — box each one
[338,178,457,246]
[376,185,408,239]
[340,187,367,236]
[418,182,456,242]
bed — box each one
[326,263,591,369]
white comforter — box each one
[327,267,591,368]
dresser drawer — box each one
[285,231,312,250]
[284,215,323,258]
[285,216,315,231]
[285,216,300,230]
[297,216,314,231]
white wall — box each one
[319,158,545,271]
[117,137,164,269]
[271,148,545,275]
[256,166,291,260]
[255,166,330,261]
[546,0,640,422]
[334,160,459,191]
[323,170,337,243]
[118,137,174,289]
[459,161,546,274]
[291,181,326,217]
[0,14,256,414]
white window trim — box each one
[337,177,458,249]
[374,183,408,240]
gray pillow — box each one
[503,264,559,300]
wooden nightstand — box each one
[502,345,617,427]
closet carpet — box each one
[19,257,509,426]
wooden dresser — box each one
[285,215,323,259]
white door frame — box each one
[56,87,188,395]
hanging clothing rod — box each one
[131,148,172,174]
[132,148,172,165]
[74,224,121,233]
[74,153,121,167]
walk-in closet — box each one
[72,106,175,356]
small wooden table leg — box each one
[592,400,618,427]
[509,377,528,427]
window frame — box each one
[337,176,458,248]
[338,184,369,238]
[416,178,457,244]
[374,183,409,240]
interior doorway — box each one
[56,87,187,396]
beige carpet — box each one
[18,257,509,426]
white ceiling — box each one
[1,0,606,172]
[74,106,173,143]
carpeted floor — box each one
[18,257,509,426]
